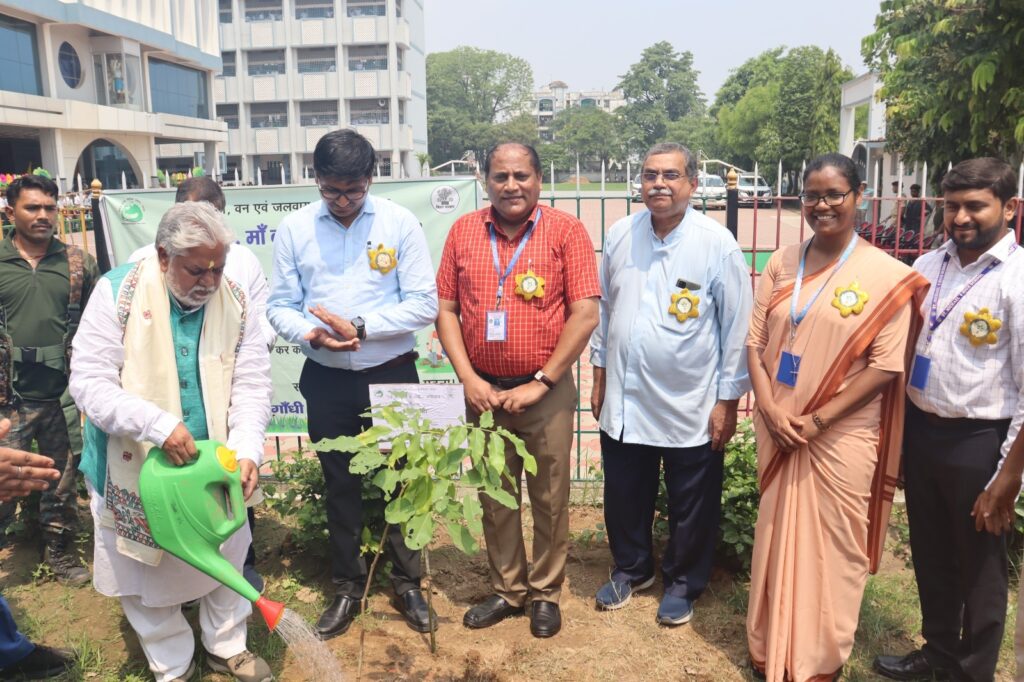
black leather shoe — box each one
[873,650,949,681]
[530,600,561,638]
[393,588,436,633]
[463,595,524,629]
[316,594,361,640]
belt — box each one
[353,350,418,375]
[910,402,1010,429]
[475,369,536,389]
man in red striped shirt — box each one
[436,142,600,638]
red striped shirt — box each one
[437,205,600,377]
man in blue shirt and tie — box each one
[267,129,439,639]
[589,143,752,626]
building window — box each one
[296,47,335,73]
[581,98,596,108]
[538,99,553,113]
[149,58,209,118]
[219,0,232,22]
[347,0,385,17]
[247,49,285,76]
[217,104,239,129]
[397,48,404,71]
[249,101,288,128]
[375,152,391,177]
[299,100,338,126]
[244,0,283,22]
[0,13,41,96]
[348,45,387,71]
[349,99,389,125]
[295,0,334,19]
[95,52,142,109]
[398,100,405,124]
[220,52,236,78]
[395,0,402,17]
[58,42,82,89]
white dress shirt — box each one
[267,195,438,370]
[69,275,273,464]
[590,207,753,447]
[909,231,1024,460]
[129,242,276,348]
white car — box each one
[689,174,727,210]
[630,173,643,202]
[737,173,773,206]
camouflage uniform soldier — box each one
[0,175,98,586]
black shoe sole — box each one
[530,625,560,638]
[463,607,524,629]
[871,662,943,681]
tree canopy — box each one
[863,0,1024,168]
[616,41,705,153]
[426,47,534,164]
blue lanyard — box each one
[790,233,858,338]
[489,209,539,308]
[925,243,1015,347]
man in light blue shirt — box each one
[267,129,438,639]
[589,142,752,626]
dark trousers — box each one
[0,400,78,538]
[300,357,421,598]
[600,430,723,600]
[903,401,1010,682]
[0,595,32,669]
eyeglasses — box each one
[641,171,684,183]
[317,183,368,203]
[799,190,854,207]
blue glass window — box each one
[0,14,42,96]
[58,42,82,88]
[148,59,209,119]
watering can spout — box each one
[255,596,285,631]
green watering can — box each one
[139,440,285,630]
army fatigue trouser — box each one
[0,400,79,537]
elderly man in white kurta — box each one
[70,202,273,682]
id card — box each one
[486,310,507,342]
[776,351,800,387]
[909,354,931,390]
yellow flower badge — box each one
[832,281,869,317]
[960,308,1002,347]
[514,269,546,301]
[368,243,397,274]
[669,289,700,323]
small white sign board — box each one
[368,383,466,434]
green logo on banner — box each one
[120,199,144,223]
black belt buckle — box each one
[20,347,36,364]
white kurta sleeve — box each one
[225,289,273,466]
[69,277,181,446]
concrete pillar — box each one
[204,141,218,179]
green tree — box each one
[711,46,785,118]
[863,0,1024,168]
[617,41,705,152]
[549,107,624,169]
[426,47,535,163]
[664,114,721,161]
[717,84,780,167]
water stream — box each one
[273,608,346,681]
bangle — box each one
[812,412,830,432]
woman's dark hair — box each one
[802,153,861,191]
[941,157,1017,204]
[482,143,542,178]
[313,129,376,181]
[6,174,59,206]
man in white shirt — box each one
[589,143,752,626]
[70,202,273,682]
[874,158,1024,682]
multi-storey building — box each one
[532,80,626,141]
[0,1,225,190]
[158,0,426,183]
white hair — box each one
[154,201,234,257]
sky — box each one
[423,0,881,103]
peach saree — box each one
[746,238,929,682]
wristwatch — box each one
[533,370,555,389]
[352,316,366,341]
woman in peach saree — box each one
[746,154,930,681]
